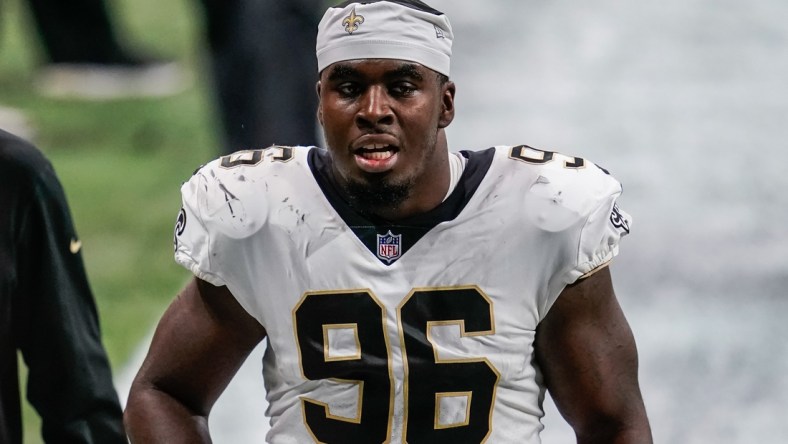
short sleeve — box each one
[173,171,228,287]
[529,156,633,317]
[567,197,632,283]
[173,156,271,288]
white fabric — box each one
[316,1,453,75]
[174,145,631,443]
[443,151,466,201]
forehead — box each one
[321,59,432,81]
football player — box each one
[125,1,652,442]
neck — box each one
[330,130,451,222]
[371,130,450,221]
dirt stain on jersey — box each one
[218,182,238,216]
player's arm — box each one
[535,267,652,443]
[124,277,266,443]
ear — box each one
[438,80,456,129]
[316,80,324,125]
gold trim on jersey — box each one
[292,288,395,443]
[397,284,500,443]
[299,378,365,424]
[323,323,362,362]
[509,145,551,164]
[218,149,265,169]
[508,145,587,169]
[266,145,295,163]
[578,259,611,280]
[434,391,473,429]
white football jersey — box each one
[174,145,631,444]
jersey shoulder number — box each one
[218,146,294,169]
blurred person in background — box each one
[0,129,126,443]
[21,0,184,99]
[2,0,322,152]
[197,0,323,153]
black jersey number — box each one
[399,287,498,443]
[294,290,393,443]
[219,146,293,168]
[509,145,585,169]
[293,287,499,444]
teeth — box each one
[357,143,396,161]
[362,150,393,160]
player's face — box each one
[317,59,455,213]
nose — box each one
[355,85,394,128]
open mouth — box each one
[354,143,400,172]
[355,143,398,159]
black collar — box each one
[308,147,495,265]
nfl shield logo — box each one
[377,230,402,264]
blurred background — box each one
[3,0,787,442]
[1,0,216,440]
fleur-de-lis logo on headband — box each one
[342,7,365,34]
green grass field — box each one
[1,0,221,441]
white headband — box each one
[316,1,453,76]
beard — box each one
[342,173,414,216]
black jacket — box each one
[0,130,124,443]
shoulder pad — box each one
[505,145,622,232]
[182,147,299,239]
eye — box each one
[389,82,417,97]
[336,82,362,98]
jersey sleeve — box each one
[527,157,632,285]
[526,155,633,318]
[569,193,632,282]
[173,168,227,287]
[545,157,633,284]
[173,153,272,288]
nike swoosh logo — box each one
[70,238,82,254]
